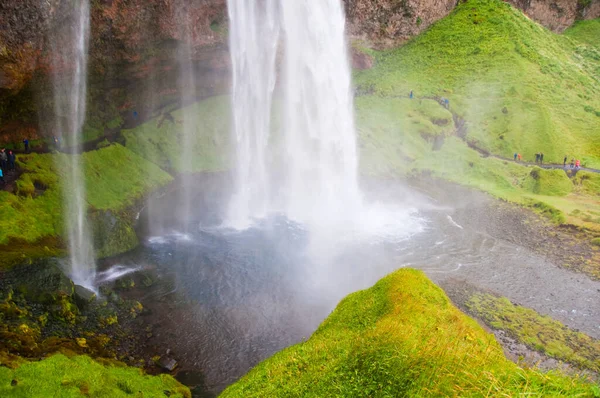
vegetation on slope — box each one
[0,354,190,397]
[122,96,231,173]
[354,2,600,231]
[0,144,172,265]
[355,0,600,167]
[222,269,596,397]
[465,292,600,373]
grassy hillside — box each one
[122,96,231,173]
[222,269,596,397]
[353,2,600,232]
[0,354,190,397]
[0,144,172,264]
[355,1,600,168]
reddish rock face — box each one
[0,0,598,142]
[350,48,374,70]
[342,0,456,48]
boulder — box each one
[13,259,74,304]
[74,284,97,308]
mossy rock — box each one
[523,167,573,196]
[10,259,74,304]
[573,170,600,196]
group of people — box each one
[511,151,584,170]
[563,156,581,169]
[0,148,16,185]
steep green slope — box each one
[122,96,231,173]
[222,269,596,397]
[0,354,190,397]
[355,0,600,167]
[0,144,172,265]
[565,18,600,48]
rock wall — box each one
[1,0,599,140]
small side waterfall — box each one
[176,1,198,228]
[226,0,362,230]
[227,0,281,228]
[49,1,95,289]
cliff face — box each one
[343,0,600,46]
[0,0,599,141]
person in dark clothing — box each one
[0,149,7,171]
[0,167,4,186]
[535,153,540,163]
[514,153,518,161]
[540,153,544,163]
[23,139,29,153]
[409,90,414,99]
[563,155,567,167]
[8,150,15,171]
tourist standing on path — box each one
[540,153,544,164]
[514,153,518,161]
[0,167,4,186]
[575,159,581,169]
[409,90,414,99]
[563,155,567,167]
[570,158,575,169]
[8,150,15,171]
[0,149,7,171]
[518,153,522,161]
[535,153,540,163]
[23,139,29,153]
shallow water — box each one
[122,177,600,393]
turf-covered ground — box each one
[222,269,597,397]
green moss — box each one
[522,167,573,196]
[0,144,172,263]
[573,170,600,196]
[466,292,600,372]
[122,96,231,173]
[0,354,190,397]
[222,269,595,397]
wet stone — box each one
[158,356,178,372]
[74,285,96,308]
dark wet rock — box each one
[159,356,178,372]
[12,259,74,304]
[73,285,97,308]
[350,47,373,70]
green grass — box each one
[565,18,600,48]
[0,144,172,261]
[355,0,600,168]
[466,292,600,373]
[0,354,190,397]
[523,167,574,196]
[122,96,231,173]
[222,269,597,397]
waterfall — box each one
[176,1,198,229]
[227,0,362,229]
[227,0,281,228]
[49,1,95,289]
[279,1,361,228]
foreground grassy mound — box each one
[0,354,190,397]
[0,144,172,265]
[355,0,600,167]
[122,96,231,173]
[222,269,595,397]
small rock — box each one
[158,356,178,372]
[74,285,97,309]
[166,349,171,355]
